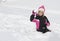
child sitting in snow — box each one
[30,5,51,33]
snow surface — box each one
[0,6,60,41]
[0,0,60,41]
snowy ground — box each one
[0,6,60,41]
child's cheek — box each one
[38,13,42,16]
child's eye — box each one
[38,11,44,13]
[39,11,41,12]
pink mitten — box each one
[32,10,35,15]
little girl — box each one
[30,5,51,33]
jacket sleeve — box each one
[30,15,35,21]
[44,16,50,26]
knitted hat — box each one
[38,5,45,12]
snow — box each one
[0,6,60,41]
[0,0,60,41]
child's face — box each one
[38,11,44,16]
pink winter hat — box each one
[38,5,45,12]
